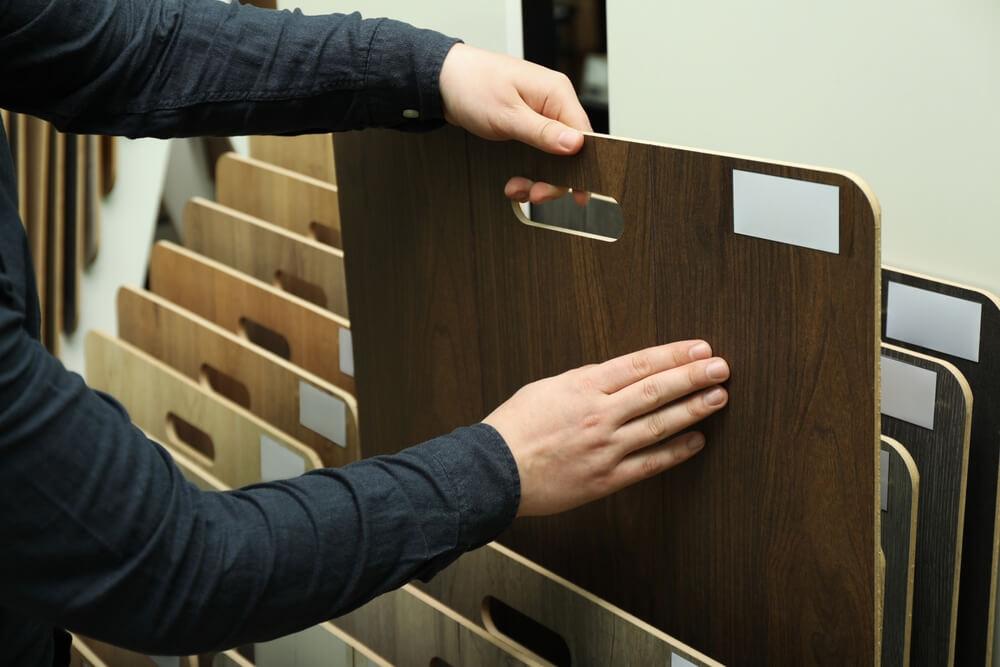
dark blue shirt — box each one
[0,1,520,663]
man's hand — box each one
[439,43,591,206]
[484,341,730,517]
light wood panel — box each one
[44,126,65,354]
[85,331,321,487]
[248,134,336,183]
[216,153,341,248]
[881,267,1000,666]
[334,126,880,664]
[148,242,354,394]
[12,113,27,225]
[879,436,919,667]
[418,540,720,666]
[182,198,348,317]
[118,287,359,467]
[75,637,197,667]
[213,651,254,667]
[70,636,108,667]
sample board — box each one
[248,134,337,184]
[85,331,322,486]
[880,343,972,665]
[216,152,342,248]
[117,287,360,467]
[334,127,881,663]
[879,436,919,667]
[881,267,1000,666]
[148,242,355,394]
[44,126,65,354]
[182,198,348,317]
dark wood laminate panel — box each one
[335,127,880,664]
[881,268,1000,665]
[880,436,919,667]
[44,127,64,354]
[61,134,81,334]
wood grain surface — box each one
[879,436,919,667]
[23,116,49,343]
[418,541,721,666]
[118,287,360,467]
[62,134,83,334]
[85,331,322,487]
[74,637,197,667]
[69,636,108,667]
[880,343,972,666]
[11,113,27,226]
[216,153,342,248]
[182,198,348,317]
[44,126,64,354]
[335,127,881,664]
[148,242,355,394]
[881,267,1000,666]
[248,134,336,183]
[84,135,100,267]
[99,135,116,197]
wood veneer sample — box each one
[74,637,197,667]
[213,652,253,667]
[879,436,919,667]
[69,637,108,667]
[418,541,720,666]
[118,287,359,467]
[83,135,100,266]
[23,116,49,343]
[248,134,336,184]
[11,113,27,226]
[334,127,881,664]
[99,135,115,197]
[216,153,341,248]
[85,331,322,487]
[0,109,8,133]
[148,242,354,394]
[881,267,1000,666]
[880,343,972,665]
[182,198,348,317]
[44,127,64,354]
[62,134,83,334]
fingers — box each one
[612,431,706,489]
[615,386,728,454]
[509,105,584,155]
[504,177,583,205]
[612,356,730,423]
[590,340,714,394]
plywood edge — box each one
[70,635,109,667]
[217,151,339,193]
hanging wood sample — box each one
[182,198,348,317]
[83,135,100,266]
[85,331,322,487]
[23,117,49,342]
[248,134,336,184]
[879,436,919,667]
[881,267,1000,666]
[213,652,253,667]
[147,242,354,393]
[99,135,116,197]
[69,636,108,667]
[62,134,83,334]
[73,637,197,667]
[333,127,881,664]
[11,113,27,226]
[117,287,360,467]
[215,153,342,248]
[44,126,65,354]
[880,342,972,665]
[418,540,721,666]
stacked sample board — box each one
[82,135,720,666]
[0,112,113,353]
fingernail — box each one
[689,342,711,360]
[704,388,727,406]
[707,360,730,381]
[557,130,581,151]
[686,433,706,451]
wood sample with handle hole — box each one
[248,134,336,184]
[117,286,360,467]
[334,127,881,664]
[879,436,919,667]
[216,152,342,248]
[182,198,348,317]
[85,331,322,487]
[417,540,721,666]
[148,242,355,394]
[880,343,971,666]
[881,267,1000,666]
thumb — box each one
[509,104,585,155]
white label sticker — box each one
[339,327,354,377]
[671,653,699,667]
[880,449,890,512]
[885,281,983,362]
[259,434,306,482]
[732,169,840,254]
[299,381,347,447]
[881,355,937,430]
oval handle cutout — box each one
[481,595,571,666]
[166,412,215,464]
[274,270,327,309]
[512,191,623,242]
[238,316,291,360]
[200,363,252,409]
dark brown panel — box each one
[335,127,880,664]
[61,134,82,334]
[44,127,64,354]
[881,268,1000,665]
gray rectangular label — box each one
[880,449,890,512]
[881,355,937,430]
[885,281,982,362]
[259,434,307,482]
[299,381,347,447]
[733,170,840,254]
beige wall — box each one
[608,1,1000,296]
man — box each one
[0,1,730,663]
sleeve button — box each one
[402,109,420,119]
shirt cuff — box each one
[362,18,462,130]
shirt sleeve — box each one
[0,282,520,654]
[0,0,460,137]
